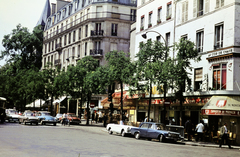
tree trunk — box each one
[148,82,152,122]
[86,93,91,125]
[120,81,123,121]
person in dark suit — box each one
[219,123,232,149]
[185,119,192,141]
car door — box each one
[147,124,158,139]
[139,123,149,138]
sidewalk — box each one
[78,120,240,150]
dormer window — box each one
[69,5,72,16]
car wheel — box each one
[121,130,125,137]
[54,123,56,126]
[135,133,140,139]
[24,121,27,125]
[108,128,113,135]
[18,121,21,124]
[159,134,165,142]
[36,122,38,126]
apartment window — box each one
[44,44,47,54]
[216,0,224,8]
[141,16,145,30]
[214,23,223,49]
[48,43,50,52]
[52,41,54,51]
[79,28,81,40]
[68,5,72,16]
[63,51,66,62]
[57,12,61,21]
[73,31,76,42]
[95,41,101,50]
[72,47,75,59]
[194,68,203,91]
[78,45,80,57]
[61,23,63,32]
[64,35,67,46]
[193,0,209,17]
[130,9,136,21]
[142,0,145,5]
[148,11,152,27]
[157,7,162,23]
[96,23,102,35]
[85,25,88,37]
[82,0,85,7]
[166,2,172,19]
[75,0,78,11]
[111,23,118,36]
[181,34,188,40]
[196,30,204,52]
[166,32,170,47]
[52,16,55,25]
[182,1,188,23]
[63,8,66,18]
[68,33,71,44]
[213,64,226,90]
[44,58,46,67]
[156,36,161,42]
[85,42,87,56]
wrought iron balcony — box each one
[54,59,61,65]
[91,30,104,36]
[90,49,103,56]
[55,43,62,51]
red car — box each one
[59,113,81,125]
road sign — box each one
[90,103,95,108]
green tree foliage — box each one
[133,40,169,121]
[173,38,201,125]
[1,24,43,70]
[105,50,135,121]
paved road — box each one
[0,122,239,157]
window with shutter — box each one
[193,0,197,18]
[182,2,185,23]
[205,0,209,14]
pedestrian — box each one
[144,116,148,122]
[185,119,192,141]
[195,120,204,142]
[91,112,95,124]
[95,111,98,124]
[62,113,67,126]
[103,113,107,127]
[98,111,103,122]
[219,123,232,149]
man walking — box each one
[195,120,204,142]
[219,123,232,149]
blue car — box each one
[131,122,182,142]
[36,111,57,126]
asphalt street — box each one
[0,122,240,157]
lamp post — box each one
[141,31,168,124]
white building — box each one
[132,0,240,143]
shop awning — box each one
[53,96,66,104]
[26,99,45,108]
[202,96,240,116]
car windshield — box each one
[25,113,33,116]
[42,113,51,116]
[155,123,166,130]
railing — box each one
[55,43,62,51]
[90,49,103,56]
[91,30,104,36]
[54,59,61,65]
[44,11,136,40]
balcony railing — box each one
[54,59,61,65]
[55,43,62,51]
[90,49,103,56]
[91,30,104,36]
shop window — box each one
[212,64,226,90]
[194,68,203,91]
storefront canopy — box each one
[26,99,45,108]
[202,96,240,116]
[53,96,66,104]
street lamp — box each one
[141,30,168,124]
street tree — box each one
[105,50,135,121]
[133,40,169,122]
[173,38,201,125]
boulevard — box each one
[0,122,240,157]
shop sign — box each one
[216,100,227,107]
[202,109,240,116]
[207,48,233,58]
[90,103,95,108]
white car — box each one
[5,109,20,122]
[106,123,136,137]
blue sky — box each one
[0,0,55,66]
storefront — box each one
[202,96,240,145]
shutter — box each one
[185,1,188,21]
[193,0,197,18]
[182,2,185,23]
[205,0,209,14]
[216,0,220,8]
[221,0,224,7]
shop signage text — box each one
[202,109,240,116]
[207,48,233,58]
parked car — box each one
[54,113,63,122]
[36,111,57,126]
[18,111,39,125]
[59,113,81,125]
[130,122,182,142]
[5,109,19,122]
[106,123,136,137]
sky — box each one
[0,0,56,66]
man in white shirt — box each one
[195,120,204,142]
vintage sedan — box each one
[59,113,81,125]
[36,111,57,126]
[54,113,63,123]
[106,123,136,137]
[5,109,19,122]
[18,111,39,125]
[131,122,182,142]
